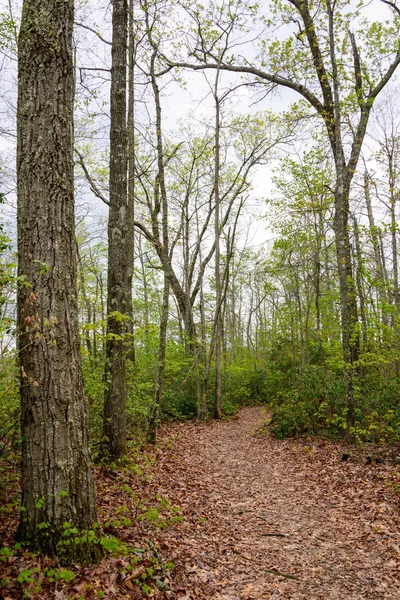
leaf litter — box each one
[1,406,400,599]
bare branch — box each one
[165,59,324,116]
[74,148,109,205]
[348,30,363,106]
[74,21,112,45]
[380,0,400,16]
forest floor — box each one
[1,406,400,599]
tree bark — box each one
[17,0,101,561]
[147,269,169,444]
[213,74,222,420]
[364,171,388,326]
[126,0,135,363]
[102,0,128,461]
[352,216,368,348]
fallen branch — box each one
[161,408,187,422]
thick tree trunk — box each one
[17,0,101,562]
[103,0,128,461]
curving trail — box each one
[155,406,400,599]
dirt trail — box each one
[156,406,400,599]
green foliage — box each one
[266,360,400,442]
[0,11,17,54]
[0,202,20,456]
[0,546,13,562]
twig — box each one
[145,538,165,577]
[265,569,300,580]
[74,148,109,205]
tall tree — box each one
[102,0,129,461]
[16,0,101,561]
[213,69,222,419]
[126,0,136,363]
[172,0,400,427]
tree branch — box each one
[74,21,112,45]
[74,148,109,205]
[165,59,324,115]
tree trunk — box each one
[364,171,388,326]
[126,0,135,363]
[147,270,169,444]
[213,79,222,420]
[389,160,400,315]
[334,170,359,428]
[102,0,128,461]
[16,0,101,562]
[352,216,368,348]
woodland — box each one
[1,0,400,598]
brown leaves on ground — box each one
[1,406,400,599]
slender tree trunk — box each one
[198,244,209,420]
[334,171,360,428]
[364,171,388,326]
[138,236,151,349]
[289,256,305,367]
[314,207,325,370]
[389,162,400,314]
[99,272,106,340]
[77,245,94,366]
[126,0,135,363]
[213,78,222,420]
[103,0,128,461]
[147,270,169,444]
[16,0,101,562]
[352,216,368,348]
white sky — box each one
[0,0,399,249]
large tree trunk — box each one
[103,0,129,461]
[16,0,101,562]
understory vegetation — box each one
[1,0,400,586]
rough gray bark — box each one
[103,0,128,461]
[16,0,101,561]
[126,0,136,363]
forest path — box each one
[156,406,400,600]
